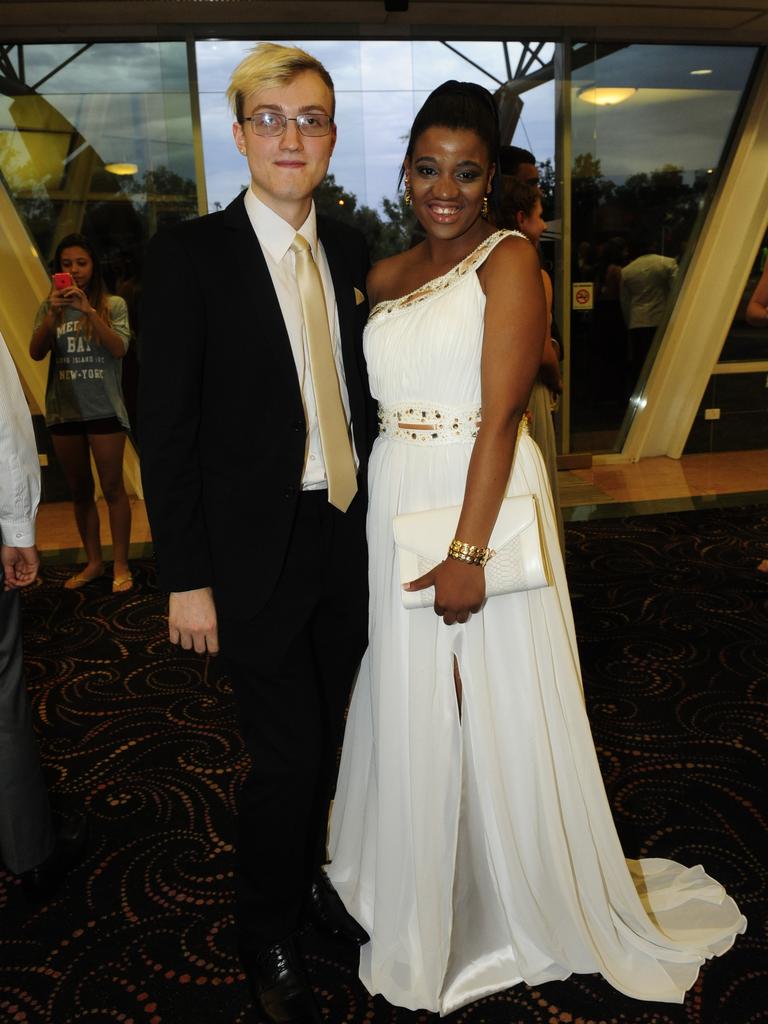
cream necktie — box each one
[290,234,357,512]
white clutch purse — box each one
[393,494,552,610]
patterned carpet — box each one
[1,504,766,1024]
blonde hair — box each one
[227,42,335,123]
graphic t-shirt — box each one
[35,295,131,428]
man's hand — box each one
[1,545,40,589]
[168,587,219,655]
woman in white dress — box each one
[327,81,744,1016]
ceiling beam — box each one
[0,1,766,44]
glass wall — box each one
[0,41,199,271]
[1,33,763,491]
[0,40,200,447]
[686,232,768,452]
[197,38,759,458]
[568,43,758,453]
[196,39,555,260]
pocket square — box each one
[354,287,366,306]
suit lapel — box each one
[319,220,358,388]
[320,218,368,458]
[223,193,303,407]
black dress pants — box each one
[218,488,368,951]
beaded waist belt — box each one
[378,404,482,444]
[377,405,532,445]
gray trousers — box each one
[0,580,53,874]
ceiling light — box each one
[690,69,712,76]
[104,162,138,176]
[578,86,637,106]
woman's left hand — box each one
[58,285,93,315]
[405,558,485,625]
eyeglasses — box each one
[243,111,334,137]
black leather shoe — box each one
[308,868,369,946]
[21,813,88,902]
[241,939,321,1024]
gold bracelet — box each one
[447,538,495,567]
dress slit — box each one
[452,653,463,715]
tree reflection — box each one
[315,173,416,262]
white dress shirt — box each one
[243,188,358,490]
[0,331,40,548]
[620,254,678,330]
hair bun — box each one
[430,79,498,115]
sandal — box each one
[112,573,134,593]
[63,569,104,590]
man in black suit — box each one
[139,43,371,1024]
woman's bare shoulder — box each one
[490,231,535,262]
[367,245,425,306]
[478,232,538,290]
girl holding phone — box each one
[30,233,133,592]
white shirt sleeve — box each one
[0,331,40,547]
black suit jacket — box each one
[138,192,372,620]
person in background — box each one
[498,143,564,391]
[29,233,133,593]
[499,143,539,186]
[0,332,87,899]
[620,233,677,385]
[499,176,564,550]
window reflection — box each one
[686,233,768,453]
[0,40,200,439]
[0,41,198,262]
[569,42,758,453]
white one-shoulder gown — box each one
[327,231,745,1016]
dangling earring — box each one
[481,193,489,219]
[404,177,412,206]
